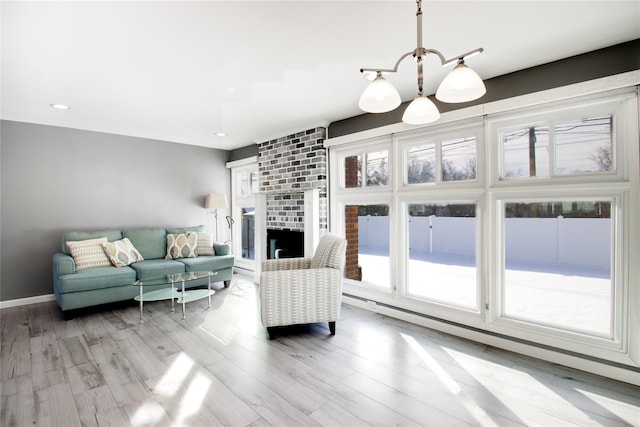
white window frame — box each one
[226,157,258,272]
[327,72,640,380]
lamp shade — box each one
[435,62,486,103]
[204,193,228,209]
[358,74,402,113]
[402,95,440,125]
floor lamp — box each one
[205,193,229,242]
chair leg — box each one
[267,327,276,340]
[329,321,336,335]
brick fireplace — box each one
[257,126,328,260]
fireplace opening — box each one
[267,229,304,259]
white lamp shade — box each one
[204,193,228,209]
[402,95,440,125]
[358,75,402,113]
[435,62,486,103]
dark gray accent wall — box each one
[0,121,229,302]
[229,144,258,162]
[329,39,640,138]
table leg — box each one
[181,280,186,320]
[207,275,212,309]
[139,286,144,323]
[171,284,175,312]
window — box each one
[345,204,391,290]
[404,132,478,185]
[329,87,637,369]
[407,203,478,309]
[501,199,613,336]
[500,114,615,179]
[340,144,391,189]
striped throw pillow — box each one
[66,237,111,271]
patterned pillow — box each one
[102,238,144,267]
[66,237,112,271]
[165,232,198,259]
[196,232,215,256]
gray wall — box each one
[0,121,229,301]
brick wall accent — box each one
[258,127,327,232]
[344,155,361,280]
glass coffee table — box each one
[133,271,217,323]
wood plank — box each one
[34,382,82,427]
[205,357,323,426]
[73,384,129,427]
[0,376,36,427]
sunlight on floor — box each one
[174,372,211,425]
[130,402,166,426]
[401,333,500,427]
[153,353,194,397]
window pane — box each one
[502,126,550,178]
[503,201,612,336]
[250,172,259,193]
[241,207,255,260]
[366,151,389,186]
[407,204,477,308]
[407,144,436,184]
[344,155,362,188]
[345,204,390,290]
[555,115,613,175]
[442,137,477,181]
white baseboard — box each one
[0,293,56,309]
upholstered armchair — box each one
[260,233,348,339]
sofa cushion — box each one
[130,259,186,281]
[102,238,144,267]
[196,232,215,256]
[66,237,112,271]
[166,225,206,235]
[123,229,166,260]
[178,254,235,272]
[165,232,198,259]
[58,266,137,293]
[62,230,123,255]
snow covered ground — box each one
[357,248,612,336]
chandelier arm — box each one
[360,51,415,75]
[441,47,485,66]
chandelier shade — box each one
[358,73,402,113]
[402,95,440,125]
[358,0,485,125]
[435,60,487,103]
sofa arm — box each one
[213,242,231,256]
[53,252,76,277]
[262,257,312,272]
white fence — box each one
[358,215,610,269]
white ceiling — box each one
[2,1,639,151]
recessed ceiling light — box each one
[50,103,70,110]
[215,132,226,137]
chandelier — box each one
[358,0,486,125]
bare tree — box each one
[590,145,613,172]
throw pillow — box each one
[196,232,215,256]
[66,237,112,271]
[102,238,144,267]
[165,232,198,259]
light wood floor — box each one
[2,275,639,427]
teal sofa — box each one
[52,225,234,317]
